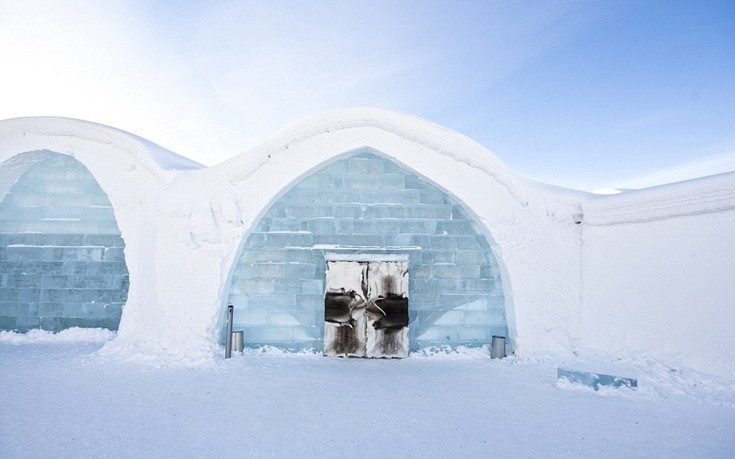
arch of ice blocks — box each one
[225,149,507,351]
[0,152,129,332]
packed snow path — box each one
[1,340,733,458]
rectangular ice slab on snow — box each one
[557,367,638,391]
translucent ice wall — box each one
[226,150,507,350]
[0,152,129,332]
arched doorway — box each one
[0,152,130,332]
[224,149,507,353]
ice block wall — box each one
[0,152,129,332]
[226,150,507,351]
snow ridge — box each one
[583,171,735,225]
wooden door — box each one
[323,260,408,358]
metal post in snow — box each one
[225,304,234,359]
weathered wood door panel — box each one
[323,261,367,357]
[323,260,409,358]
[365,261,409,358]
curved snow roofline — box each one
[0,116,204,172]
[583,170,735,225]
[215,106,532,200]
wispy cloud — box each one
[169,1,595,161]
[614,150,735,189]
[4,0,728,191]
[0,1,596,164]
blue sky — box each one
[1,0,733,191]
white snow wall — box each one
[578,173,735,379]
[0,117,194,357]
[1,110,733,378]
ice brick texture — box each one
[0,153,129,332]
[226,150,507,350]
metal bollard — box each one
[225,305,234,359]
[491,335,506,359]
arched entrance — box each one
[0,152,130,332]
[224,149,508,354]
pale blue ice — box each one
[0,152,129,332]
[226,149,508,350]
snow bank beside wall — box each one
[578,173,735,378]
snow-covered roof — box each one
[583,171,735,225]
[0,116,203,173]
[214,106,526,196]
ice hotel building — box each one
[1,109,733,376]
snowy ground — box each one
[1,330,733,458]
